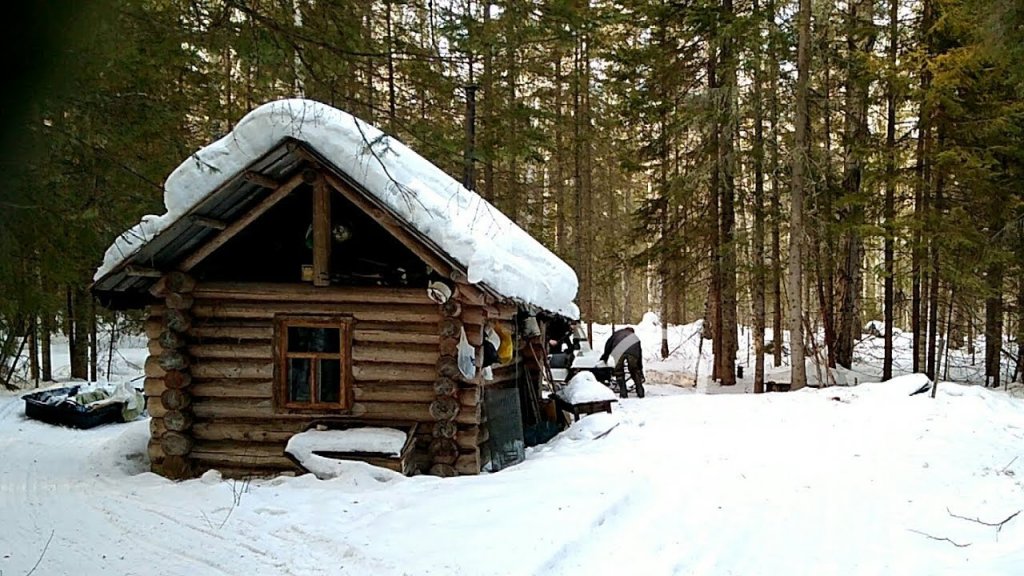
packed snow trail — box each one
[2,380,1023,575]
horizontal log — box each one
[192,420,307,443]
[429,438,459,465]
[163,370,193,390]
[184,397,481,425]
[145,356,165,378]
[456,426,489,450]
[159,330,188,351]
[162,431,193,456]
[165,309,192,333]
[188,343,271,360]
[352,346,438,366]
[464,323,484,347]
[164,409,194,432]
[145,318,163,339]
[429,397,460,421]
[188,302,439,324]
[147,440,165,464]
[193,379,273,399]
[354,383,434,403]
[190,441,297,469]
[433,420,457,439]
[455,450,481,475]
[150,417,165,439]
[165,271,197,294]
[190,324,273,341]
[165,293,194,310]
[429,463,457,477]
[161,388,192,411]
[158,349,191,371]
[354,330,437,346]
[353,364,436,382]
[192,282,433,305]
[191,360,274,380]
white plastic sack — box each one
[458,327,476,379]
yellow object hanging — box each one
[495,323,514,364]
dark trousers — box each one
[614,353,645,397]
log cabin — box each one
[91,100,579,480]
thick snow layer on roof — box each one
[95,99,579,318]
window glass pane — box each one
[318,359,341,403]
[288,327,340,353]
[288,358,311,402]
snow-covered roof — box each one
[94,99,579,318]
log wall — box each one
[144,282,465,478]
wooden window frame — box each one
[274,314,353,412]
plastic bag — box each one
[458,327,476,379]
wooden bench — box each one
[285,419,419,476]
[765,381,792,392]
[553,394,615,422]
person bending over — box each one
[599,326,646,398]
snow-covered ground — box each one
[2,321,1023,575]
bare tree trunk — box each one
[769,0,783,369]
[41,315,52,382]
[717,0,738,386]
[985,262,1003,387]
[707,35,723,382]
[752,0,767,394]
[883,0,898,380]
[913,0,934,374]
[28,317,39,385]
[89,298,98,381]
[71,286,89,380]
[789,0,812,389]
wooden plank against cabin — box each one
[179,172,305,272]
[192,282,432,305]
[312,175,331,287]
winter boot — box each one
[635,379,646,399]
[618,379,628,398]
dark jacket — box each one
[600,327,641,364]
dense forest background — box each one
[0,0,1021,390]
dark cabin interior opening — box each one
[194,182,430,288]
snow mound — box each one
[95,99,579,318]
[285,428,409,481]
[558,371,618,404]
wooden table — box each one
[553,394,615,422]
